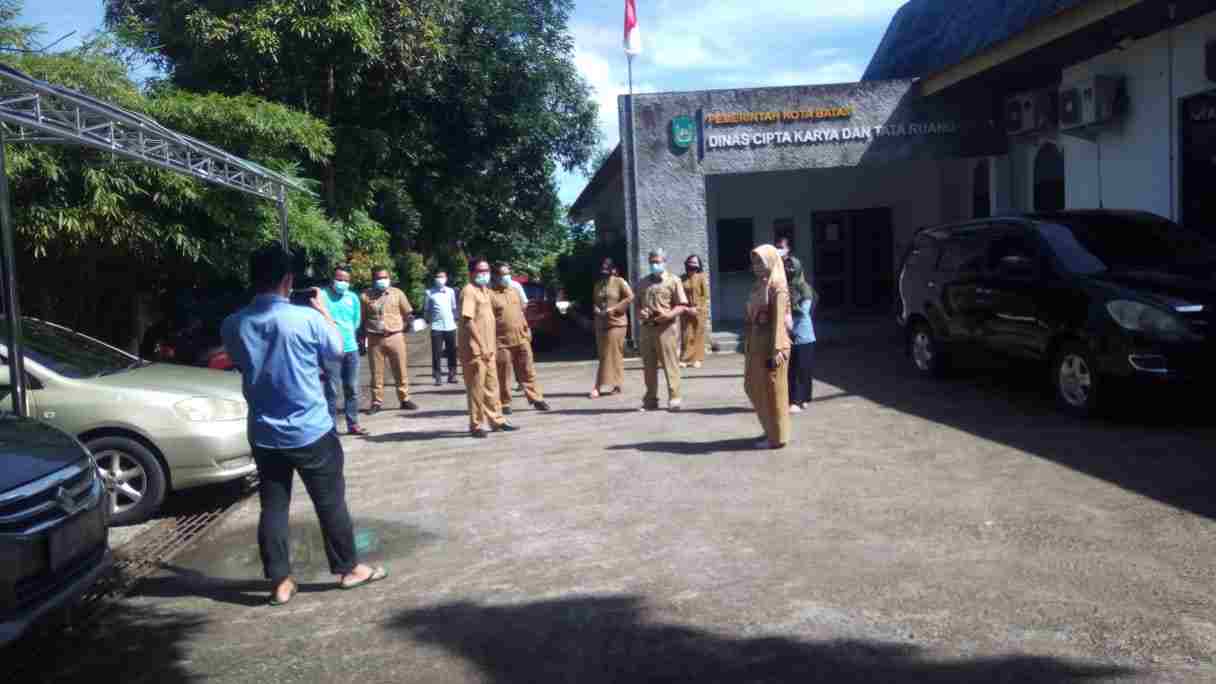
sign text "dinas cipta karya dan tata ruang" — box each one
[703,107,960,149]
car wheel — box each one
[88,436,167,526]
[1054,343,1101,417]
[909,321,946,377]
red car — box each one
[514,276,564,351]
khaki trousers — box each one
[368,332,409,405]
[463,353,504,430]
[640,322,681,406]
[498,343,543,405]
[594,326,627,390]
[680,314,708,364]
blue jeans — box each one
[324,352,361,429]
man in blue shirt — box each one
[322,265,368,436]
[424,270,459,386]
[222,245,387,606]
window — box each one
[716,218,755,272]
[1033,143,1065,212]
[1036,213,1216,275]
[985,231,1041,279]
[936,231,990,274]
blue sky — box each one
[18,0,906,206]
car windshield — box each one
[1037,214,1216,275]
[0,319,139,378]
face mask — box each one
[777,248,789,258]
[333,281,350,293]
[650,263,665,275]
[601,270,612,277]
[374,278,390,291]
[474,273,491,287]
[435,277,447,287]
[500,275,513,287]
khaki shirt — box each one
[681,272,710,316]
[593,276,633,329]
[459,284,496,359]
[360,287,413,335]
[635,272,688,328]
[489,286,530,349]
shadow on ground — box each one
[7,602,206,683]
[606,438,768,455]
[391,595,1131,683]
[815,336,1216,520]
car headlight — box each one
[1106,300,1193,341]
[174,397,248,422]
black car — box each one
[0,416,112,645]
[896,210,1216,416]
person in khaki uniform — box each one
[679,254,710,369]
[590,258,633,398]
[490,263,551,414]
[635,249,691,412]
[460,259,518,438]
[744,245,792,450]
[360,267,418,413]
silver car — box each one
[1,318,254,525]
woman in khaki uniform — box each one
[679,254,710,368]
[590,258,633,398]
[744,244,792,449]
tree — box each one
[105,0,599,265]
[0,25,349,350]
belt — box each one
[367,330,403,337]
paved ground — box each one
[16,327,1216,683]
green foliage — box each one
[105,0,600,261]
[557,235,624,315]
[394,251,429,313]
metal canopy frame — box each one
[0,63,308,418]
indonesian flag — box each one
[624,0,642,55]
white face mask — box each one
[650,262,665,275]
[435,277,447,287]
[777,248,789,258]
[374,278,390,291]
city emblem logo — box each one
[670,115,695,149]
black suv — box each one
[896,210,1216,415]
[1,416,112,645]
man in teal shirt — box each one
[323,265,368,436]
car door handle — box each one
[975,287,994,295]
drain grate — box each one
[7,474,258,673]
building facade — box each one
[569,0,1216,326]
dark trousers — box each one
[788,342,816,405]
[324,351,360,429]
[252,431,358,582]
[431,330,457,378]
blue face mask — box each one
[333,280,350,293]
[374,278,390,291]
[650,262,665,275]
[500,275,513,287]
[474,273,491,287]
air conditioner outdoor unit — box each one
[1004,89,1056,136]
[1059,75,1122,138]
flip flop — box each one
[268,582,298,607]
[340,566,388,590]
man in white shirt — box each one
[424,270,460,386]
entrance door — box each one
[812,208,895,313]
[1182,91,1216,239]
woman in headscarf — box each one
[744,245,792,449]
[679,254,710,369]
[785,258,817,413]
[590,257,634,398]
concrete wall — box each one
[704,159,975,321]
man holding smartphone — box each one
[222,245,387,607]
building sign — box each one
[705,107,853,125]
[707,121,960,149]
[670,115,695,149]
